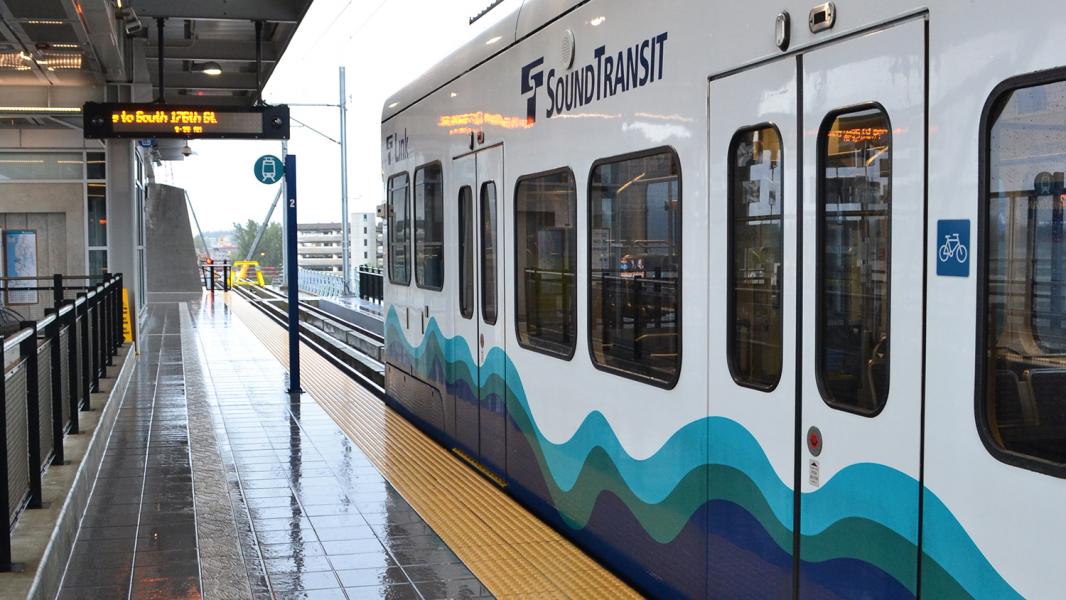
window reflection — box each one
[387,173,410,285]
[819,108,891,414]
[480,182,498,325]
[516,170,577,357]
[458,186,474,319]
[986,79,1066,465]
[414,164,444,290]
[589,150,681,387]
[730,126,784,389]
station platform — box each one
[53,294,637,600]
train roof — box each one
[381,0,583,123]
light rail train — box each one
[380,1,1066,597]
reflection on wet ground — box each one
[57,300,491,599]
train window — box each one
[414,163,444,291]
[458,186,474,319]
[817,107,891,415]
[589,148,681,388]
[515,169,578,358]
[983,76,1066,469]
[481,181,498,325]
[729,126,784,390]
[387,172,410,285]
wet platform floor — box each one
[56,300,488,600]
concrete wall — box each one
[146,184,202,295]
[0,183,86,320]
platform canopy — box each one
[0,0,312,130]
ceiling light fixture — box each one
[200,61,222,76]
[0,106,81,113]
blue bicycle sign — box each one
[939,233,968,264]
[936,219,970,277]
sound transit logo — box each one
[521,31,669,124]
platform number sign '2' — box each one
[936,219,970,277]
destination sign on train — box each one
[82,103,290,140]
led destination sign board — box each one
[82,103,290,140]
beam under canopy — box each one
[134,0,305,23]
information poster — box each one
[5,229,38,305]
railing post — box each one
[52,273,63,310]
[114,274,123,352]
[209,264,216,293]
[44,309,64,465]
[0,333,11,571]
[103,279,114,367]
[90,286,102,386]
[97,284,106,380]
[223,263,230,292]
[65,300,79,433]
[77,292,91,409]
[19,322,42,509]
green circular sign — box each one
[254,155,284,184]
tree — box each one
[233,219,283,269]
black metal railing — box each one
[357,265,383,303]
[198,260,232,293]
[0,273,124,571]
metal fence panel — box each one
[36,339,52,468]
[59,326,70,429]
[87,311,95,383]
[6,360,29,526]
[74,316,83,406]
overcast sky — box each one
[161,0,519,231]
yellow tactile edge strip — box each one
[229,295,642,599]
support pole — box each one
[281,141,289,282]
[285,154,302,394]
[254,20,264,105]
[0,334,10,571]
[339,66,351,295]
[246,185,284,261]
[156,18,166,103]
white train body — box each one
[380,1,1066,597]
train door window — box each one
[588,148,681,388]
[983,76,1066,469]
[729,125,784,390]
[459,186,474,319]
[480,181,498,325]
[817,107,892,415]
[414,162,444,290]
[515,169,578,358]
[387,172,411,285]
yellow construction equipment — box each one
[229,260,266,287]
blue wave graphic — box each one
[386,308,1022,599]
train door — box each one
[451,145,507,475]
[707,57,798,597]
[798,19,926,598]
[452,154,479,456]
[476,145,506,475]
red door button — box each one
[807,426,823,457]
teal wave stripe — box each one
[385,308,1021,599]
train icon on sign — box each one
[254,154,284,184]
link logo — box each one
[385,129,409,165]
[520,31,668,123]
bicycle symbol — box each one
[938,233,968,264]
